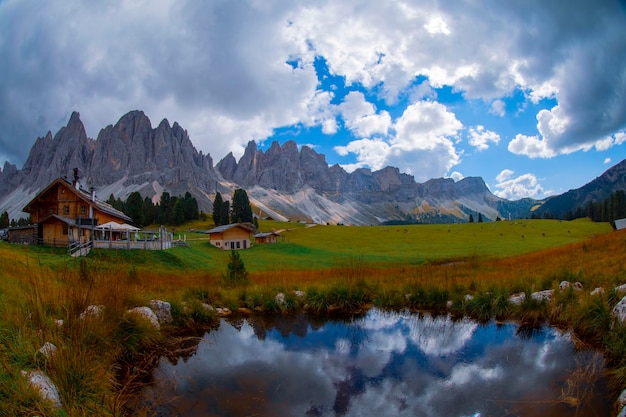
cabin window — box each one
[63,205,69,215]
[62,225,68,235]
[80,205,86,215]
[49,208,54,214]
[236,241,241,249]
[61,189,65,194]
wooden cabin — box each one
[19,177,132,247]
[206,223,256,250]
[254,231,280,244]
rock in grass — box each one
[590,287,605,296]
[148,300,172,325]
[127,306,160,330]
[79,305,104,320]
[38,342,57,359]
[22,370,62,408]
[216,307,232,317]
[559,281,583,291]
[531,289,554,302]
[276,293,286,305]
[612,296,626,323]
[508,293,526,305]
[616,284,626,293]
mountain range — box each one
[0,111,623,225]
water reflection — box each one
[140,309,610,417]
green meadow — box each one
[1,217,626,416]
[87,218,611,273]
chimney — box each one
[73,167,80,190]
[90,187,95,202]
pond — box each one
[138,309,611,417]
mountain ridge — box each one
[0,111,620,225]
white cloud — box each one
[468,125,500,151]
[1,0,625,177]
[304,90,338,135]
[409,80,437,102]
[336,100,462,180]
[604,158,612,164]
[508,134,556,159]
[449,171,464,182]
[424,16,451,36]
[494,170,545,200]
[339,92,391,138]
[335,138,390,172]
[496,169,514,183]
[489,99,506,117]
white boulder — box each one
[531,289,554,302]
[38,342,57,359]
[148,300,172,325]
[508,293,526,305]
[22,370,62,408]
[127,306,160,330]
[613,296,626,324]
[590,287,605,296]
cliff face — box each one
[0,110,539,225]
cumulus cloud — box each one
[468,125,500,151]
[335,100,462,181]
[335,138,390,173]
[508,134,557,159]
[339,92,391,138]
[494,169,545,200]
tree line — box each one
[107,191,200,227]
[0,212,31,228]
[212,189,257,228]
[531,190,626,225]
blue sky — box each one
[1,0,625,200]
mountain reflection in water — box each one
[138,309,610,417]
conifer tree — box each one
[213,192,223,226]
[222,250,249,287]
[230,188,253,224]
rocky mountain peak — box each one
[0,109,561,225]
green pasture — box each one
[238,218,611,270]
[0,218,612,274]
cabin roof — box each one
[22,178,132,223]
[205,223,256,234]
[254,231,279,238]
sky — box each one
[1,0,625,201]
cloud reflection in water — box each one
[142,309,609,417]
